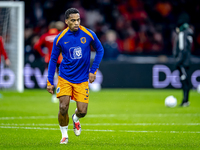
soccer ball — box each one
[89,83,101,92]
[165,95,177,108]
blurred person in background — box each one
[55,21,65,32]
[33,21,65,103]
[103,30,119,60]
[173,12,193,107]
[46,8,104,144]
[0,36,10,66]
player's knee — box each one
[77,106,87,117]
[59,104,69,115]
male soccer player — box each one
[34,21,64,102]
[0,36,10,66]
[47,8,104,144]
[173,12,193,107]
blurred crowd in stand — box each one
[22,0,200,62]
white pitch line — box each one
[82,123,200,126]
[0,114,200,120]
[1,123,200,126]
[120,130,200,134]
[87,114,200,117]
[0,116,57,120]
[0,126,200,134]
[0,126,59,130]
[0,123,59,126]
[0,126,113,132]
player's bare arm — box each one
[47,85,54,94]
[89,73,96,83]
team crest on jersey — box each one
[69,46,82,59]
[57,87,60,93]
[80,37,86,44]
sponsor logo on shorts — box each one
[57,87,60,93]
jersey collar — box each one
[67,27,80,36]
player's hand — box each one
[47,85,54,94]
[89,73,96,83]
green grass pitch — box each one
[0,89,200,150]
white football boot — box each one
[72,114,81,136]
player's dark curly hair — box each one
[65,8,79,19]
